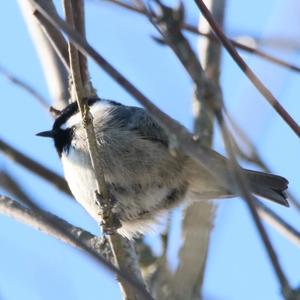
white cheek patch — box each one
[64,112,82,129]
[90,100,113,115]
[60,100,114,130]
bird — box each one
[37,97,289,238]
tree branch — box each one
[173,1,225,298]
[63,2,147,299]
[0,195,109,256]
[256,201,300,249]
[0,195,152,300]
[0,138,71,196]
[148,2,293,296]
[0,64,49,110]
[18,0,69,109]
[0,170,37,208]
[194,0,300,138]
[102,0,300,74]
[215,110,291,297]
[224,110,300,213]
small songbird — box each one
[37,98,289,238]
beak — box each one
[36,130,54,138]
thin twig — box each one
[146,1,220,298]
[0,64,49,110]
[0,138,71,196]
[0,170,37,208]
[0,195,111,258]
[18,0,69,109]
[194,0,300,138]
[37,13,70,71]
[0,195,153,300]
[62,2,147,299]
[102,0,300,74]
[215,110,290,297]
[224,110,300,213]
[148,2,292,295]
[72,0,93,93]
[256,201,300,249]
[63,0,117,231]
[177,0,224,296]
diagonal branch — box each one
[37,13,70,71]
[148,2,293,296]
[177,0,224,298]
[256,201,300,249]
[18,0,69,109]
[0,170,37,208]
[0,138,71,196]
[62,2,147,299]
[215,110,291,297]
[194,0,300,138]
[0,195,111,259]
[103,0,300,74]
[0,194,152,300]
[0,64,49,110]
[146,1,223,298]
[62,0,116,231]
[225,110,300,213]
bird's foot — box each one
[95,190,121,234]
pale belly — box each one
[61,148,180,238]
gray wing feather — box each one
[109,105,169,146]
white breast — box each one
[61,148,100,221]
[61,145,173,238]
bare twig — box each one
[72,0,94,94]
[0,195,111,258]
[215,110,290,297]
[0,195,153,300]
[194,0,300,138]
[176,0,224,298]
[0,64,49,110]
[62,2,147,299]
[146,1,222,298]
[37,13,70,71]
[0,170,37,208]
[18,0,69,109]
[102,0,300,74]
[148,2,293,296]
[256,201,300,249]
[0,138,71,196]
[63,0,116,229]
[225,111,300,213]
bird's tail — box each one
[246,170,289,207]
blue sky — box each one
[0,1,300,299]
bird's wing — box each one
[110,105,169,146]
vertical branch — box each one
[194,0,225,145]
[63,0,85,102]
[174,1,225,299]
[194,0,300,138]
[69,0,96,97]
[72,1,88,91]
[215,110,291,296]
[62,1,147,299]
[18,0,69,109]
